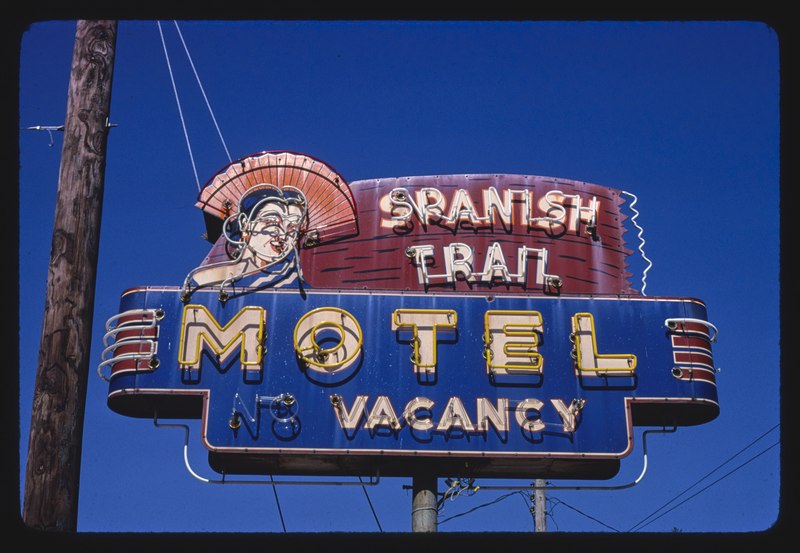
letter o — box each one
[294,307,363,373]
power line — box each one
[630,439,779,532]
[524,491,537,530]
[628,423,780,532]
[157,20,200,192]
[269,475,287,532]
[434,424,779,532]
[438,490,525,526]
[550,497,622,532]
[172,20,232,163]
[358,476,383,532]
[545,498,560,532]
[438,487,549,531]
[536,424,780,533]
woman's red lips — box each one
[270,238,286,254]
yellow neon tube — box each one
[393,308,457,369]
[294,307,363,370]
[483,310,543,372]
[571,312,637,374]
[178,304,265,368]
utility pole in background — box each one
[23,20,117,531]
[534,479,547,532]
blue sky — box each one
[17,19,781,535]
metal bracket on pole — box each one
[24,123,117,147]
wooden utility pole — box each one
[23,20,117,531]
[534,479,547,532]
[411,475,438,532]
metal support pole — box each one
[411,475,438,532]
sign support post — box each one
[23,20,116,531]
[411,475,438,532]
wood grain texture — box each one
[23,20,117,531]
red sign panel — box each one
[194,152,636,296]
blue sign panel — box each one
[103,287,718,478]
[100,153,720,479]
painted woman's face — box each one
[245,200,293,262]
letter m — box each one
[178,304,266,370]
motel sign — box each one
[100,152,719,479]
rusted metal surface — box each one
[302,174,635,295]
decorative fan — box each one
[195,151,359,247]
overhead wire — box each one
[549,497,621,532]
[437,423,779,532]
[359,476,384,532]
[437,477,480,513]
[540,424,780,532]
[629,436,780,532]
[438,488,611,533]
[627,423,780,532]
[545,497,560,532]
[634,440,780,531]
[172,20,232,163]
[523,491,536,530]
[438,490,523,525]
[269,475,287,532]
[157,20,201,192]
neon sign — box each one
[383,186,598,234]
[100,151,719,479]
